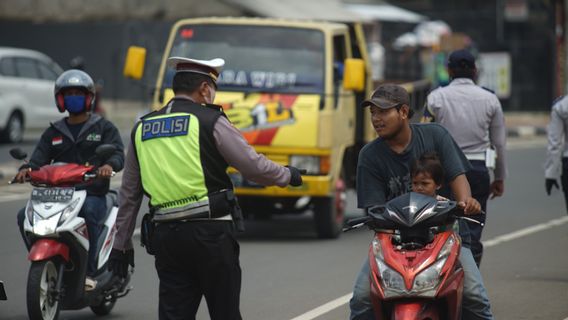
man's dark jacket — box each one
[24,114,125,196]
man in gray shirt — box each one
[545,95,568,212]
[422,49,507,266]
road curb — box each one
[507,126,547,138]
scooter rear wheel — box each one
[26,259,61,320]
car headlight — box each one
[289,155,320,174]
[58,198,81,226]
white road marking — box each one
[483,216,568,247]
[289,215,568,320]
[290,293,353,320]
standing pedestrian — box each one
[421,49,507,266]
[350,83,494,320]
[545,95,568,212]
[107,56,304,320]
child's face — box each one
[412,172,440,197]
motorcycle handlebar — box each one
[84,171,116,181]
[342,216,372,232]
[347,216,371,227]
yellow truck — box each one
[124,17,429,238]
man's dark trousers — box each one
[466,160,490,267]
[153,220,242,320]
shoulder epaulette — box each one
[553,95,566,106]
[481,86,496,94]
[202,103,224,113]
[140,109,160,120]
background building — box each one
[0,0,564,111]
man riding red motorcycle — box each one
[349,84,494,319]
[14,69,124,290]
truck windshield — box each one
[164,24,325,94]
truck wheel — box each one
[26,259,60,320]
[313,177,346,239]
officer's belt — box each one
[464,152,485,161]
[151,190,234,222]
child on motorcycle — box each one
[14,69,124,291]
[410,152,448,201]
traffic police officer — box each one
[108,56,303,320]
[421,49,507,266]
[545,95,568,212]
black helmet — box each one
[54,69,96,113]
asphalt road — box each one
[0,138,567,319]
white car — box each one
[0,47,64,143]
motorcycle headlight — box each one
[373,238,406,297]
[411,257,447,296]
[376,258,406,297]
[58,198,81,226]
[410,236,457,297]
[289,155,320,174]
[372,238,384,260]
[437,235,456,260]
[26,204,34,226]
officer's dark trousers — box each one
[153,220,242,320]
[465,160,490,267]
[560,158,568,213]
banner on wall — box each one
[477,52,512,99]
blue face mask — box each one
[64,95,86,113]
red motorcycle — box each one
[345,192,465,319]
[10,145,131,320]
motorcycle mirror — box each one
[9,148,27,160]
[95,144,117,159]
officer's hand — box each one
[97,164,114,178]
[12,168,29,184]
[286,166,304,187]
[545,178,560,196]
[108,248,134,278]
[489,180,504,199]
[458,197,481,215]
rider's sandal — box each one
[85,277,97,291]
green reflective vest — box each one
[133,98,232,218]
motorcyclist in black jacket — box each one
[14,69,124,291]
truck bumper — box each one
[230,173,331,197]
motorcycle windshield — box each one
[371,192,457,228]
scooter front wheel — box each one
[90,296,116,315]
[26,259,61,320]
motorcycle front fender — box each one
[28,239,70,262]
[392,301,440,320]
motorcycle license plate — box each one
[31,188,74,202]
